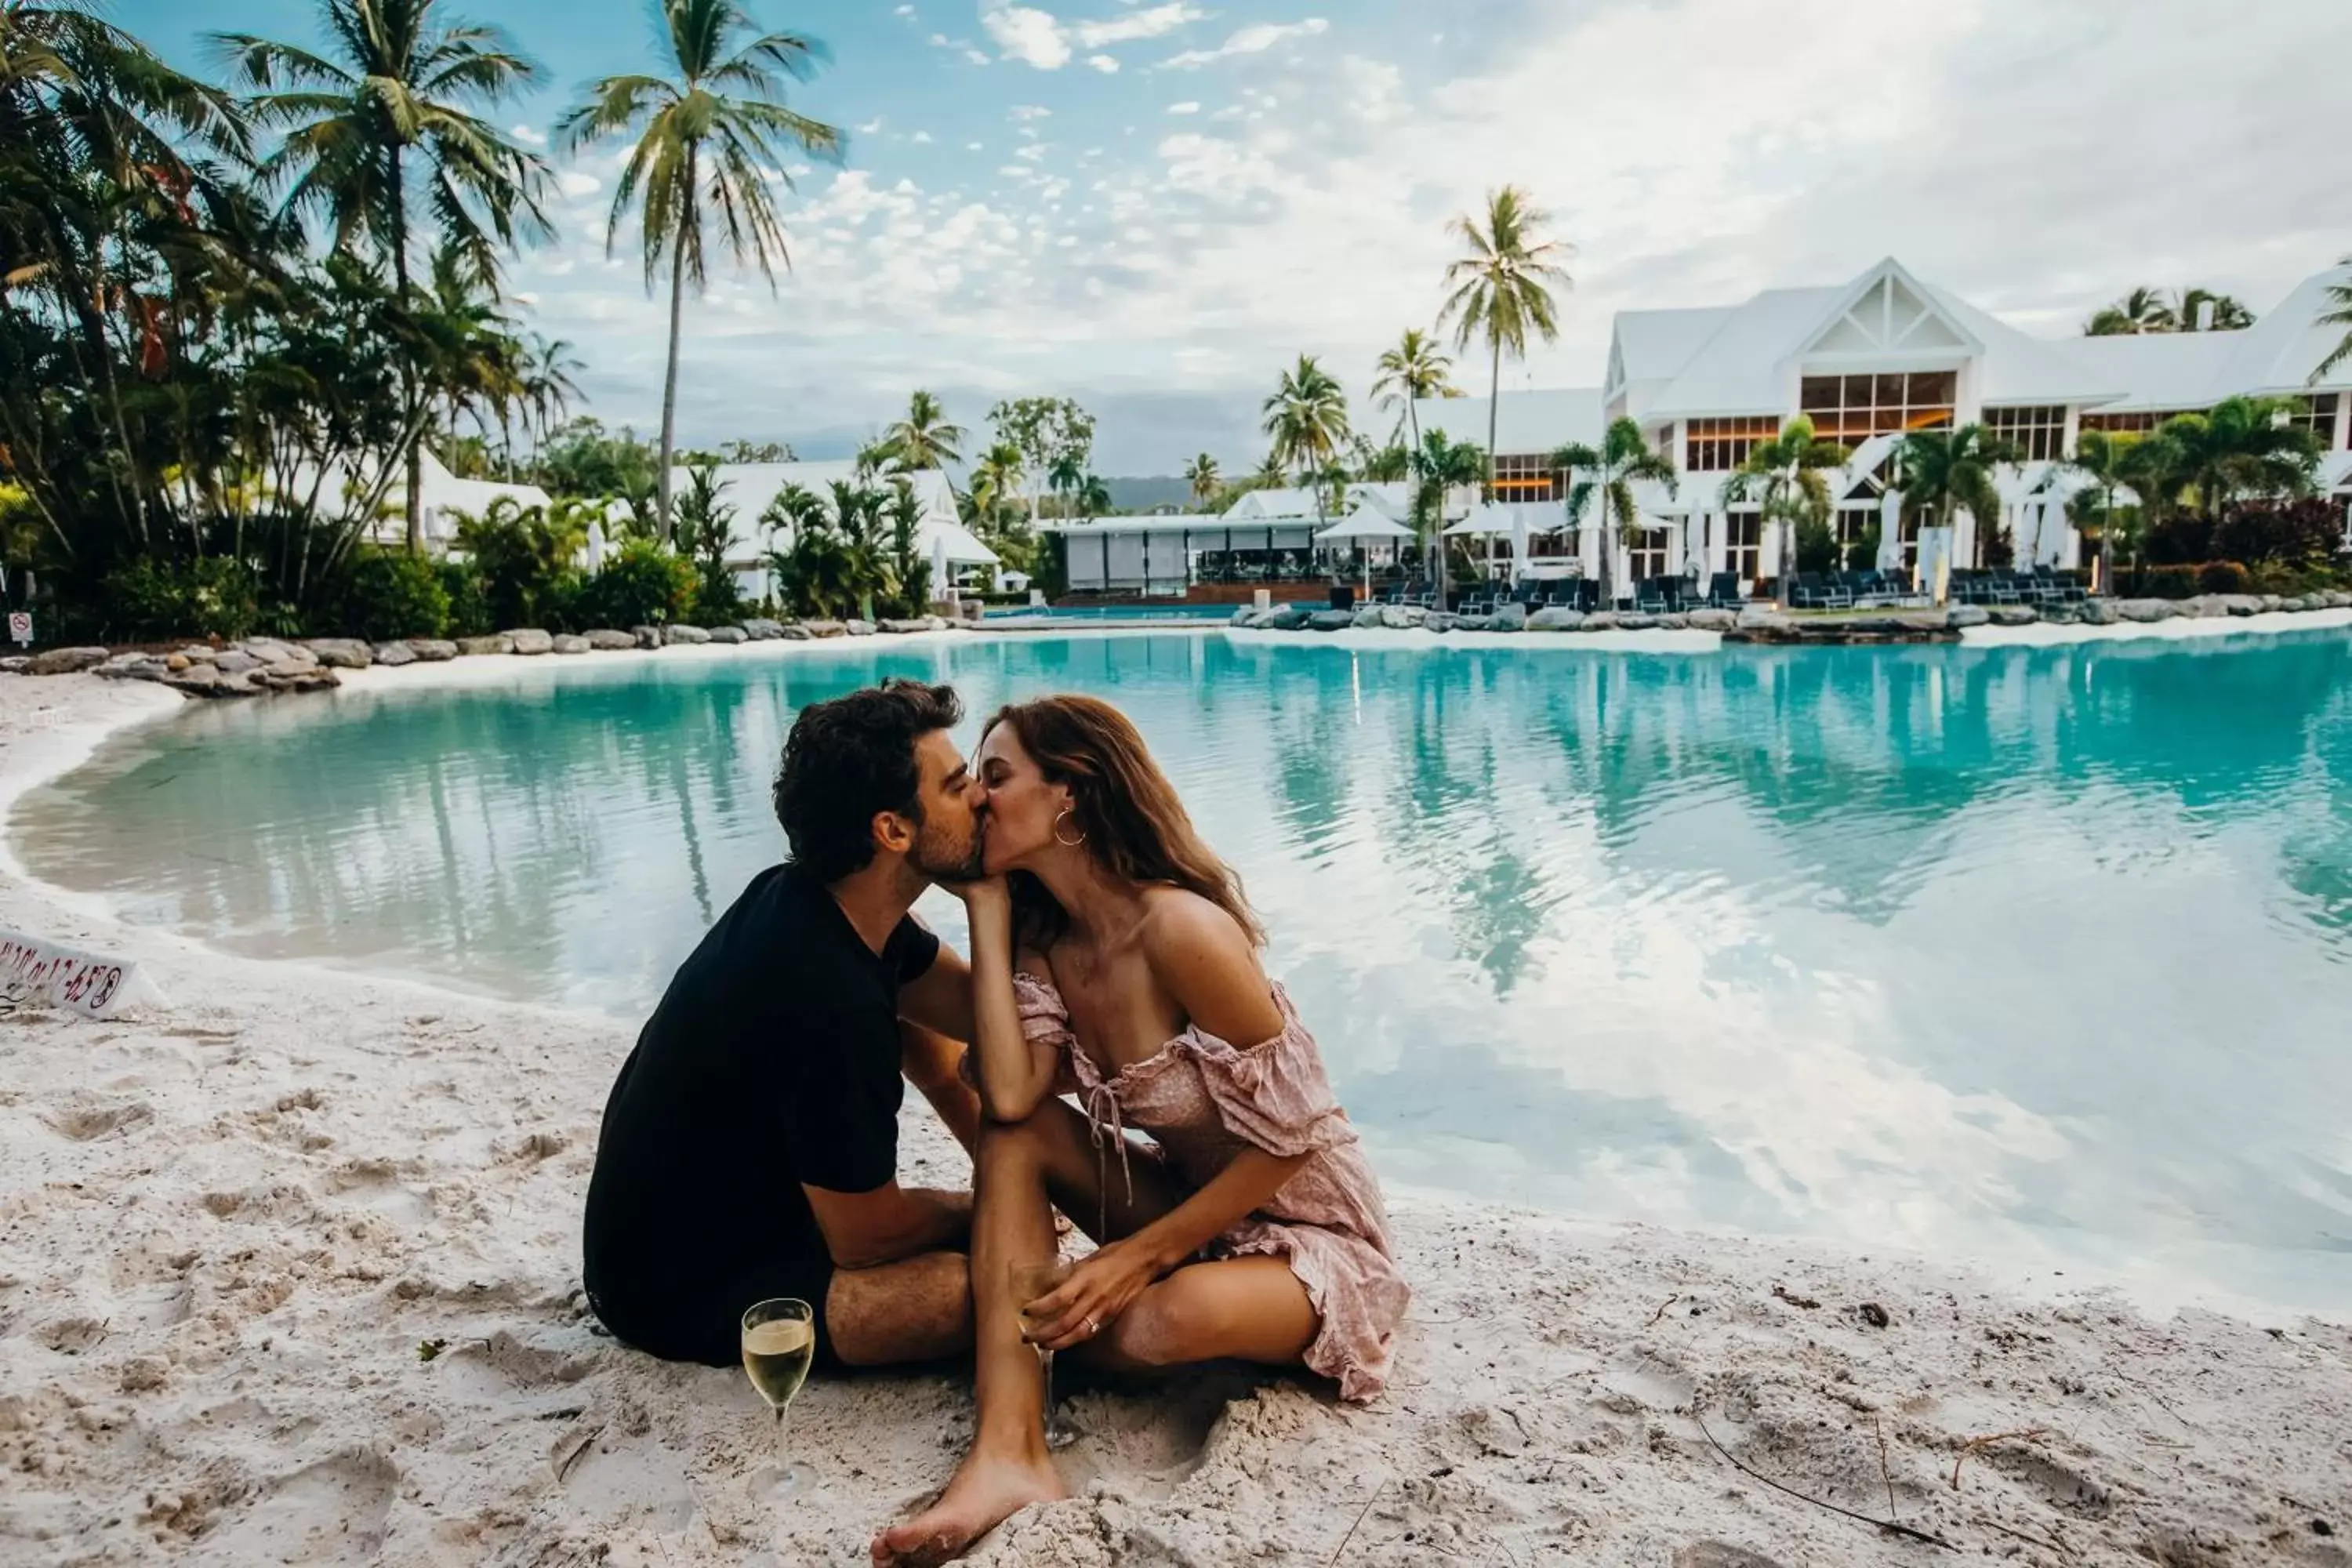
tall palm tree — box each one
[2151,395,2319,521]
[2311,257,2352,383]
[1720,415,1849,605]
[1371,326,1456,452]
[1555,418,1675,610]
[2060,428,2136,593]
[213,0,551,551]
[518,332,583,467]
[1260,353,1349,522]
[1407,430,1485,609]
[557,0,841,541]
[1182,452,1220,511]
[2084,286,2170,336]
[1897,424,2019,575]
[2171,287,2253,332]
[1437,186,1571,498]
[884,388,965,472]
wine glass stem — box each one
[774,1402,792,1472]
[1037,1348,1054,1422]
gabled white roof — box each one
[1410,388,1603,456]
[1925,286,2124,408]
[1639,287,1842,419]
[2066,332,2243,412]
[1608,307,1738,393]
[1219,481,1411,523]
[2320,450,2352,493]
[2211,264,2352,394]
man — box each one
[583,680,988,1372]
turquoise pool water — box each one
[20,631,2352,1310]
[982,602,1241,621]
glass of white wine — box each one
[740,1298,818,1500]
[1010,1258,1078,1450]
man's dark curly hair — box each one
[773,680,964,883]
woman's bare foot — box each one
[869,1449,1067,1567]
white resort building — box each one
[1051,256,2352,600]
[1410,256,2352,593]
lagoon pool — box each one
[20,630,2352,1312]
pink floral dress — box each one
[1011,972,1409,1401]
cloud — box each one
[557,170,602,198]
[895,3,916,14]
[911,130,935,144]
[981,3,1072,68]
[1087,53,1120,73]
[983,2,1205,70]
[1157,17,1330,70]
[1010,104,1053,121]
[1167,101,1200,114]
[510,123,546,147]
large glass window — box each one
[1685,416,1783,471]
[2079,408,2195,435]
[1628,528,1671,581]
[1798,369,1956,448]
[1982,405,2068,463]
[1493,452,1563,503]
[1725,513,1762,583]
[2288,393,2342,446]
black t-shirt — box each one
[582,865,940,1311]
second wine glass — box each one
[1008,1258,1078,1450]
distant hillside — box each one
[1103,476,1196,514]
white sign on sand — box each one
[7,612,29,646]
[0,928,164,1020]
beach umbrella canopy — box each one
[1443,501,1516,539]
[1313,508,1415,543]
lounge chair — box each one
[1791,572,1849,610]
[1702,572,1742,610]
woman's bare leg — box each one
[872,1103,1178,1566]
[1083,1256,1318,1376]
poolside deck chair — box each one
[1702,572,1742,609]
[2035,564,2086,604]
[1633,577,1668,613]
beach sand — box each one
[2,671,2347,1567]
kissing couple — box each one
[581,679,1409,1565]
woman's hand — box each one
[1023,1240,1162,1353]
[949,875,1011,920]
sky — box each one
[123,0,2352,474]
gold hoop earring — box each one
[1053,807,1087,848]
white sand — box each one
[2,671,2347,1568]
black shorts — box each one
[586,1254,841,1372]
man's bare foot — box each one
[869,1450,1067,1567]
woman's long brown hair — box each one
[982,695,1265,950]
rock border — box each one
[1229,592,2352,644]
[0,615,957,700]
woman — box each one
[872,695,1408,1567]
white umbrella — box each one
[1316,506,1414,594]
[931,534,952,610]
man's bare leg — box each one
[827,1250,975,1367]
[872,1104,1178,1566]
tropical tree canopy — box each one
[2084,284,2255,336]
[1371,328,1457,444]
[1260,354,1350,508]
[1896,424,2020,571]
[883,389,966,472]
[1182,453,1221,510]
[556,0,840,535]
[2139,396,2320,519]
[2313,256,2352,383]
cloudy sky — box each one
[130,0,2352,473]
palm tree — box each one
[1407,434,1486,607]
[2085,286,2171,336]
[1371,327,1457,452]
[2311,257,2352,383]
[2150,395,2320,521]
[1045,449,1085,519]
[213,0,552,551]
[967,440,1023,534]
[1076,473,1112,521]
[1182,453,1220,511]
[884,389,966,472]
[1719,416,1849,606]
[1260,353,1349,522]
[557,0,841,541]
[1897,424,2019,575]
[1555,418,1675,610]
[1437,186,1571,498]
[2171,288,2253,332]
[518,332,583,467]
[2060,428,2136,593]
[1250,450,1287,489]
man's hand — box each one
[804,1181,972,1271]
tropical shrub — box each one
[1794,516,1837,574]
[96,557,263,641]
[324,548,452,641]
[439,561,495,638]
[2129,564,2201,598]
[571,539,697,628]
[2213,499,2347,569]
[456,499,584,630]
[690,572,746,627]
[2196,561,2252,594]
